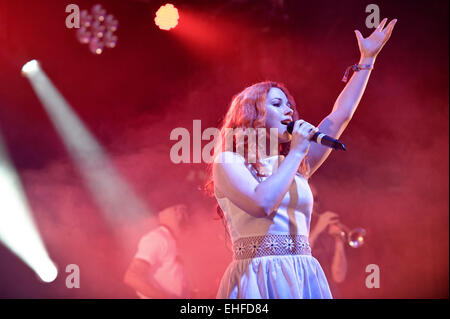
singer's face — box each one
[265,88,294,143]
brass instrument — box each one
[336,223,366,248]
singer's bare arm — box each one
[306,18,397,177]
[214,150,307,217]
[214,120,317,217]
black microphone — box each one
[286,122,346,151]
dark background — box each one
[0,0,448,298]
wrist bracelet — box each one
[342,64,373,82]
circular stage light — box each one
[155,4,179,31]
[74,4,118,55]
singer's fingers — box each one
[303,124,318,138]
[377,17,388,31]
[299,121,313,129]
[309,127,319,137]
[383,18,397,37]
[298,123,311,136]
[292,119,304,133]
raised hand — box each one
[355,18,397,58]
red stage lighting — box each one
[154,4,179,31]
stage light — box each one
[39,263,58,282]
[91,4,106,22]
[76,27,92,44]
[104,31,118,48]
[91,20,106,38]
[35,260,58,283]
[21,60,39,75]
[155,4,179,31]
[74,5,118,55]
[22,62,155,249]
[89,37,104,55]
[80,9,93,28]
[0,135,58,284]
[104,14,118,32]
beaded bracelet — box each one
[342,64,373,82]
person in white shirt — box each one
[124,204,190,298]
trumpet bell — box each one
[348,227,366,248]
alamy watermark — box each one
[65,4,80,29]
[365,4,381,29]
[365,263,380,288]
[169,120,279,164]
[65,263,80,288]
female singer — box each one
[207,18,397,298]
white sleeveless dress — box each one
[215,152,332,299]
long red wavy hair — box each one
[205,81,310,203]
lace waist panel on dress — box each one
[232,234,311,260]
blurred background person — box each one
[124,204,191,298]
[309,184,348,298]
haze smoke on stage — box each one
[21,60,156,239]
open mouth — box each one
[280,119,291,126]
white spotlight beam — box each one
[0,135,58,283]
[23,63,154,227]
[21,59,39,75]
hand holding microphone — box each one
[287,120,346,151]
[289,120,319,154]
